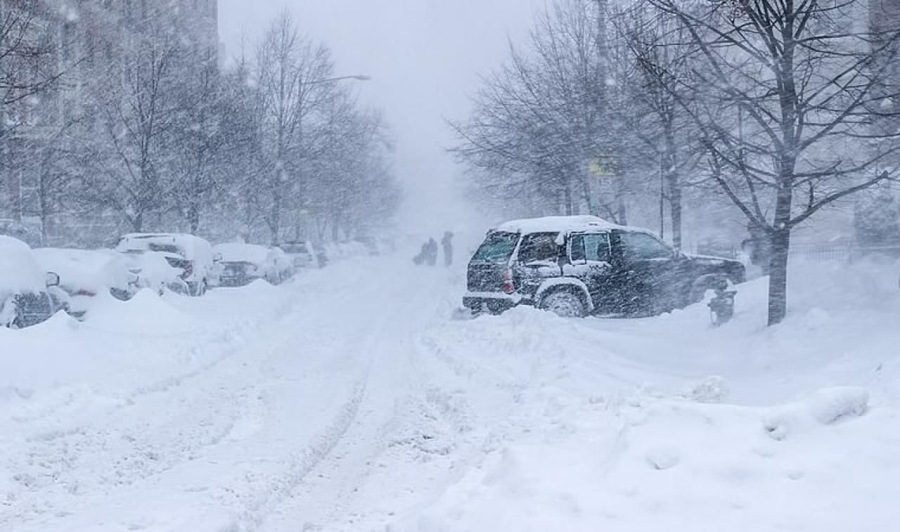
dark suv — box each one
[463,216,745,317]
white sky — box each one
[218,0,544,236]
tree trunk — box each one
[668,177,682,249]
[664,123,681,248]
[188,201,200,235]
[615,174,627,225]
[766,228,790,326]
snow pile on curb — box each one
[401,387,894,532]
[393,257,900,532]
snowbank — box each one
[391,256,900,532]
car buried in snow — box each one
[281,240,327,269]
[115,233,217,296]
[33,248,142,319]
[0,236,65,328]
[212,243,295,287]
[463,216,745,318]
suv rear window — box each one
[472,232,518,263]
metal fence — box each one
[788,242,900,263]
[690,240,900,264]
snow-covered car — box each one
[115,249,187,295]
[282,240,326,268]
[33,248,141,318]
[213,243,295,287]
[0,236,64,328]
[463,215,746,317]
[115,233,217,296]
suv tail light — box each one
[502,269,515,294]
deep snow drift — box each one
[1,254,899,531]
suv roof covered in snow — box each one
[492,215,643,235]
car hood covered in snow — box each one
[213,243,271,266]
[33,248,133,293]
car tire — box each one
[540,290,586,318]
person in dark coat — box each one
[425,238,438,266]
[413,242,427,265]
[441,231,454,266]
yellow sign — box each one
[588,157,616,178]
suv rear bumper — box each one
[462,292,525,313]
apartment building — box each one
[0,0,218,243]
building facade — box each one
[0,0,218,244]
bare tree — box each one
[0,1,66,222]
[307,90,399,240]
[170,46,223,234]
[649,0,900,324]
[616,5,706,249]
[88,14,184,232]
[255,10,334,244]
[451,0,612,218]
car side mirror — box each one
[213,252,223,262]
[46,271,60,287]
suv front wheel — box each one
[540,290,586,318]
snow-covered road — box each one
[2,254,899,531]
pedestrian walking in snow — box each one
[413,241,428,265]
[426,238,438,266]
[441,231,454,266]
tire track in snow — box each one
[257,270,482,531]
[0,296,304,530]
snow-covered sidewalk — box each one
[2,256,899,531]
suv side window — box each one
[518,232,560,264]
[619,231,673,260]
[570,233,611,262]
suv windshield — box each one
[472,232,518,263]
[618,231,673,260]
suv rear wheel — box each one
[540,290,586,318]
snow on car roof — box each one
[117,233,211,251]
[33,248,130,292]
[213,243,271,265]
[493,215,628,234]
[0,235,46,294]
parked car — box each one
[33,248,140,318]
[282,240,326,268]
[0,236,64,328]
[213,243,295,287]
[116,249,187,295]
[463,216,745,318]
[115,233,217,296]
